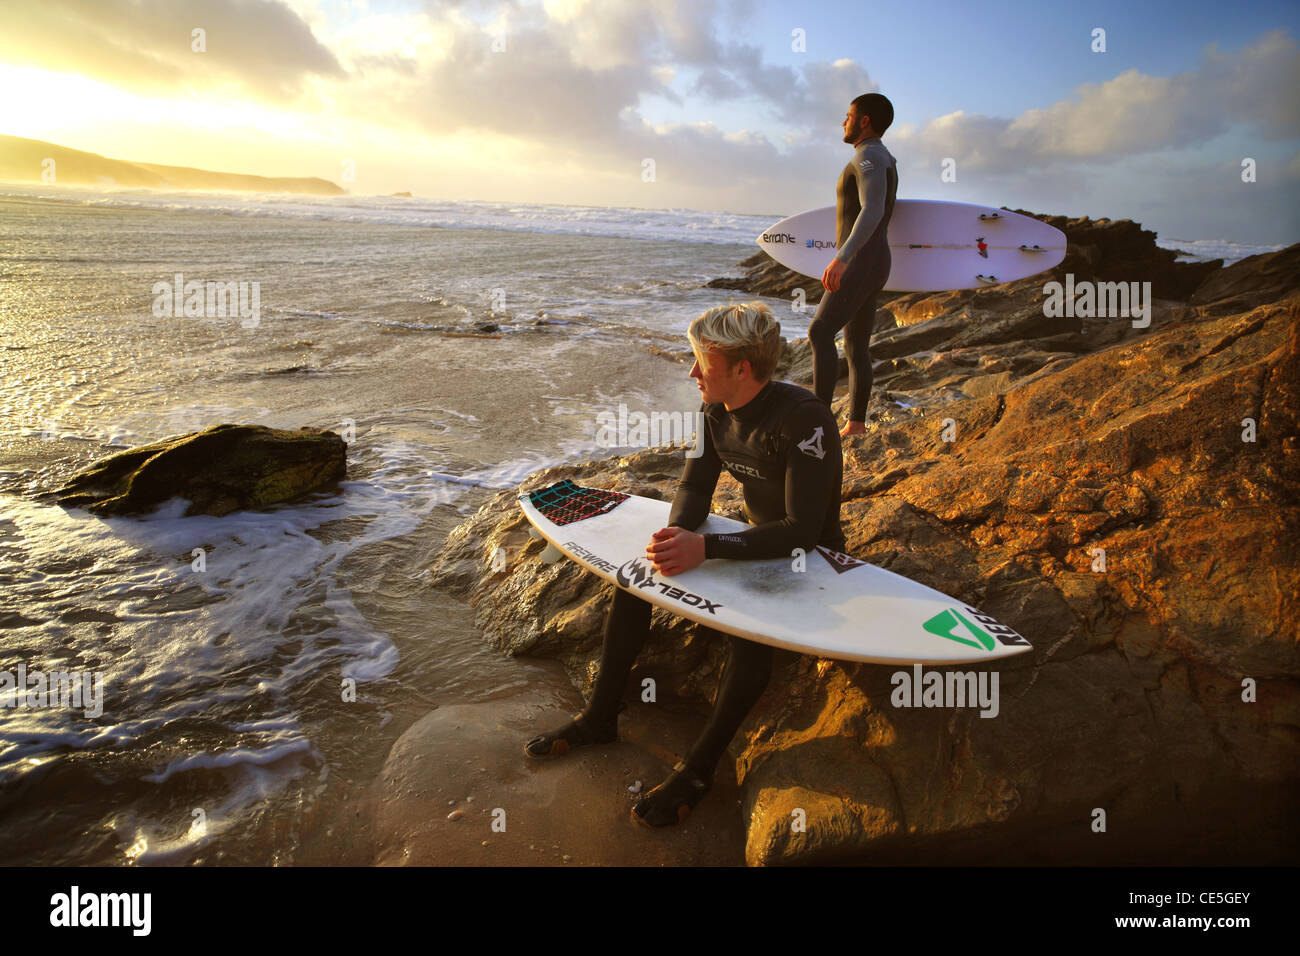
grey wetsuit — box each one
[809,137,898,422]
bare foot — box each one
[840,421,867,438]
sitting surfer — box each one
[810,92,898,439]
[525,302,847,827]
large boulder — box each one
[52,423,347,516]
[1005,210,1224,300]
[1189,244,1300,316]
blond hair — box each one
[687,302,783,381]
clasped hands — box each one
[645,526,705,576]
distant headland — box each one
[0,134,344,196]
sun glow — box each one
[0,64,322,166]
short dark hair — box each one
[851,92,893,136]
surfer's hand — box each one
[822,258,847,292]
[646,526,705,576]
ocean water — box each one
[0,185,759,865]
[2,182,1283,263]
[0,184,1282,865]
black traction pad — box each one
[524,479,629,526]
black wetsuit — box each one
[809,136,898,422]
[583,380,844,782]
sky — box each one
[1,0,1297,242]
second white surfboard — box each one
[757,200,1066,291]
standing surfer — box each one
[809,92,897,438]
[524,302,846,827]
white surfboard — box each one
[757,200,1066,291]
[518,479,1033,665]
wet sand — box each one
[367,676,748,866]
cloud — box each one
[894,29,1300,170]
[323,0,876,191]
[0,0,345,100]
[528,0,724,71]
[692,52,875,130]
[6,0,1293,237]
[0,0,869,181]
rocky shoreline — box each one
[423,217,1299,865]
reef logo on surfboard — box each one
[816,546,868,574]
[922,606,1030,651]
